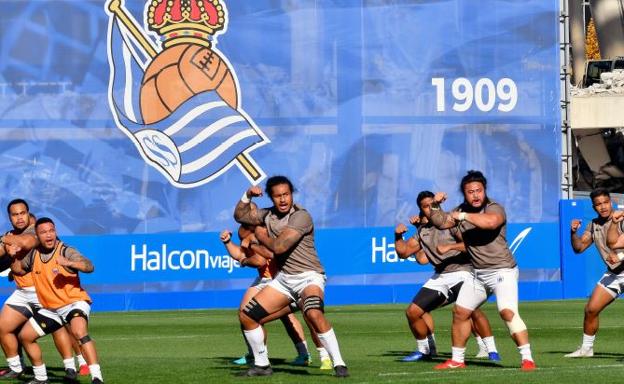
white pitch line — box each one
[378,363,624,381]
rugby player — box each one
[564,188,623,357]
[221,223,332,369]
[429,171,535,371]
[395,190,499,362]
[0,201,76,381]
[233,176,348,377]
[9,217,103,384]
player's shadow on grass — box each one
[210,356,328,377]
[545,351,624,359]
[381,351,502,367]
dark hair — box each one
[590,188,610,201]
[460,170,487,192]
[265,175,296,196]
[7,199,29,215]
[35,217,55,228]
[416,191,435,209]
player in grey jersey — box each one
[395,190,499,362]
[233,176,348,378]
[429,170,535,371]
[566,188,624,357]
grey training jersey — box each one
[587,218,624,273]
[415,225,471,274]
[259,205,325,275]
[456,200,517,269]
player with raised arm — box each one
[395,191,499,362]
[428,171,535,371]
[8,217,104,384]
[233,176,348,377]
[563,188,624,357]
[220,223,332,369]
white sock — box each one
[451,347,466,363]
[295,341,308,356]
[518,344,533,361]
[63,358,75,371]
[483,336,498,353]
[89,364,103,381]
[7,355,22,373]
[317,347,330,360]
[317,328,346,367]
[416,338,430,354]
[33,364,47,381]
[582,333,595,349]
[76,354,87,366]
[243,326,270,367]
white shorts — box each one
[4,287,40,318]
[456,267,520,312]
[598,270,624,298]
[30,301,91,337]
[422,270,473,299]
[250,276,272,292]
[268,271,326,302]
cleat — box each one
[91,379,103,384]
[400,351,430,362]
[564,346,593,358]
[291,353,312,366]
[488,352,501,361]
[334,365,349,378]
[319,357,333,370]
[79,364,90,376]
[475,349,488,358]
[232,354,252,366]
[64,368,78,382]
[521,359,536,371]
[237,365,273,377]
[0,369,24,379]
[434,359,466,370]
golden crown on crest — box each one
[147,0,227,47]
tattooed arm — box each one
[234,186,268,225]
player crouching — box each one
[8,217,103,384]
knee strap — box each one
[302,295,324,314]
[243,298,270,322]
[79,335,92,345]
[504,313,527,335]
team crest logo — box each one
[104,0,268,188]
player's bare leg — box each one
[300,285,348,377]
[18,322,47,383]
[238,286,291,375]
[51,325,80,381]
[403,303,435,361]
[68,317,103,383]
[280,314,311,365]
[471,309,499,360]
[0,305,28,377]
[302,313,331,369]
[566,284,614,358]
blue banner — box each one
[0,0,561,310]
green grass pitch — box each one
[11,300,624,383]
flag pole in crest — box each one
[107,0,265,184]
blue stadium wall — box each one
[0,1,572,311]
